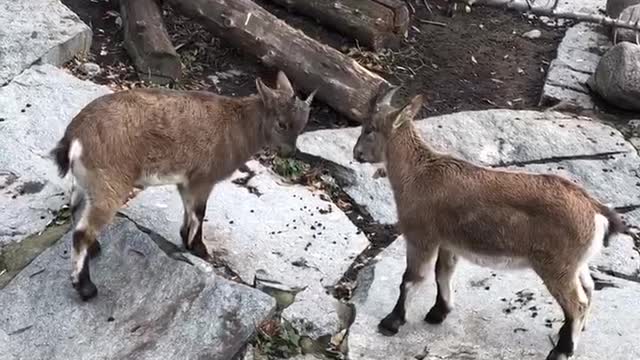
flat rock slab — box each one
[0,0,91,84]
[298,109,640,278]
[122,161,370,338]
[541,23,610,109]
[348,238,640,360]
[0,218,275,360]
[502,0,605,13]
[0,65,110,251]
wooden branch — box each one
[166,0,391,123]
[475,0,640,32]
[266,0,410,51]
[121,0,182,84]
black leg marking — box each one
[424,282,451,324]
[378,272,412,336]
[189,202,209,259]
[180,224,190,249]
[547,318,575,360]
[71,230,98,301]
[88,240,101,259]
[73,258,97,301]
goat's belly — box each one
[135,173,187,187]
[449,247,530,270]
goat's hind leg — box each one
[378,240,438,336]
[70,189,123,301]
[425,248,458,324]
[70,185,100,258]
[539,268,589,360]
[578,266,594,331]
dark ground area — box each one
[61,0,566,130]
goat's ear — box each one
[276,71,295,98]
[392,95,424,130]
[256,78,277,105]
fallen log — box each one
[266,0,410,50]
[166,0,391,123]
[121,0,182,84]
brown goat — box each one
[353,88,626,360]
[51,71,315,301]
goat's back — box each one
[60,89,261,181]
[396,160,604,262]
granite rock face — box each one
[0,218,276,360]
[0,0,91,84]
[541,23,610,110]
[122,161,370,339]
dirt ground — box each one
[61,0,566,131]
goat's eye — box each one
[277,122,288,131]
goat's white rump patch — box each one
[581,214,607,267]
[69,139,89,189]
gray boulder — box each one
[606,0,640,18]
[0,218,275,360]
[122,161,370,339]
[0,0,91,84]
[613,4,640,45]
[588,42,640,111]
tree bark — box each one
[266,0,410,51]
[121,0,182,84]
[167,0,391,123]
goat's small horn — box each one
[305,88,318,105]
[380,86,399,106]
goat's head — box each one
[353,87,424,163]
[256,71,316,157]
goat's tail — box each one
[596,203,627,247]
[51,136,71,177]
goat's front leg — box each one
[177,182,214,259]
[378,241,438,336]
[425,248,458,324]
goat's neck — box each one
[385,123,436,187]
[231,95,272,159]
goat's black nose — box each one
[354,150,364,163]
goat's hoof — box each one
[546,349,571,360]
[189,241,209,260]
[73,281,98,301]
[378,315,404,336]
[88,241,101,258]
[424,306,450,324]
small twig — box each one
[416,19,448,27]
[29,268,45,278]
[422,0,433,14]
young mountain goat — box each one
[353,88,626,360]
[51,71,315,301]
